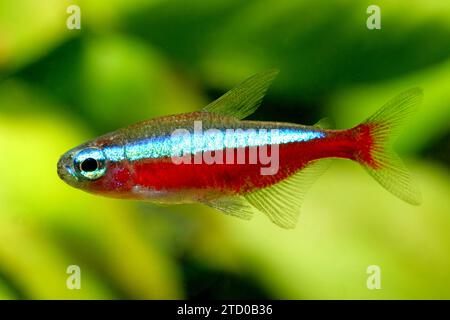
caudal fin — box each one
[355,88,423,205]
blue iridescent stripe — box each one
[103,145,126,162]
[103,128,325,162]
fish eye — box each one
[80,158,98,172]
[73,148,106,180]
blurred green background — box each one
[0,0,449,299]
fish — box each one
[57,69,422,229]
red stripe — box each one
[89,130,364,195]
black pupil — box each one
[81,158,98,172]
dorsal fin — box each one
[244,159,331,229]
[202,69,279,119]
[314,117,335,130]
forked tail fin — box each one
[355,88,423,205]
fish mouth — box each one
[57,155,78,184]
[57,156,66,180]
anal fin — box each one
[244,159,331,229]
[201,159,331,228]
[202,196,255,220]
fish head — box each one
[57,144,107,187]
[57,133,132,196]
